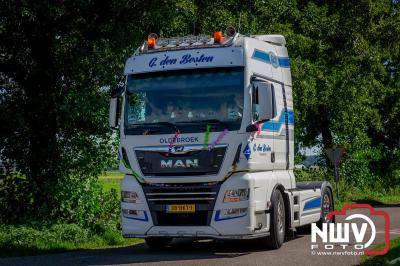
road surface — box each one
[1,206,399,266]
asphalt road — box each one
[1,206,399,266]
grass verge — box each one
[0,223,143,257]
[360,237,400,266]
[99,171,124,195]
[334,187,400,210]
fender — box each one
[296,181,335,220]
[270,183,285,203]
[270,183,292,231]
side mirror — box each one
[109,97,119,129]
[252,80,276,122]
[109,80,125,130]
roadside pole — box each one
[324,146,345,198]
[333,163,339,198]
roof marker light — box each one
[214,31,223,44]
[147,33,158,49]
[147,36,156,48]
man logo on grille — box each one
[161,159,199,168]
[173,146,185,152]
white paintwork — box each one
[252,34,286,45]
[115,34,327,240]
[124,47,244,75]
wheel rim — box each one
[277,199,284,233]
[322,193,332,222]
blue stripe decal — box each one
[262,110,294,132]
[252,49,290,68]
[303,197,321,210]
[253,50,271,63]
[215,210,247,221]
[278,57,290,67]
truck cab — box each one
[109,29,334,249]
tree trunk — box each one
[318,105,333,149]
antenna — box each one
[238,12,242,33]
[193,18,196,35]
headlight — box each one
[215,208,247,221]
[121,191,140,203]
[122,209,148,221]
[223,188,249,202]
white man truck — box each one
[109,28,334,249]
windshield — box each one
[124,67,244,134]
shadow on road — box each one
[351,199,400,208]
[0,236,305,266]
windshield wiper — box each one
[136,122,180,133]
[197,119,229,129]
[176,119,229,129]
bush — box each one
[0,170,120,230]
[294,168,332,183]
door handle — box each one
[271,152,275,163]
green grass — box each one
[0,223,143,257]
[99,171,124,195]
[334,187,400,210]
[360,237,400,266]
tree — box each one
[0,0,196,223]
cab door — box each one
[272,81,289,170]
[250,79,276,170]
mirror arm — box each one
[246,124,258,132]
[111,78,126,98]
[112,86,125,98]
[258,118,270,123]
[246,119,271,133]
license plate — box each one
[166,204,196,213]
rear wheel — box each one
[145,237,172,249]
[262,190,285,249]
[317,187,334,227]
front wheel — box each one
[262,190,285,249]
[145,237,173,249]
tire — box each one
[317,187,334,228]
[262,189,286,249]
[145,237,172,249]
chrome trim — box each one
[146,192,216,196]
[134,144,227,154]
[123,232,270,239]
[147,198,215,201]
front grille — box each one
[143,183,221,226]
[135,146,226,176]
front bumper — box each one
[121,172,269,239]
[123,226,270,239]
